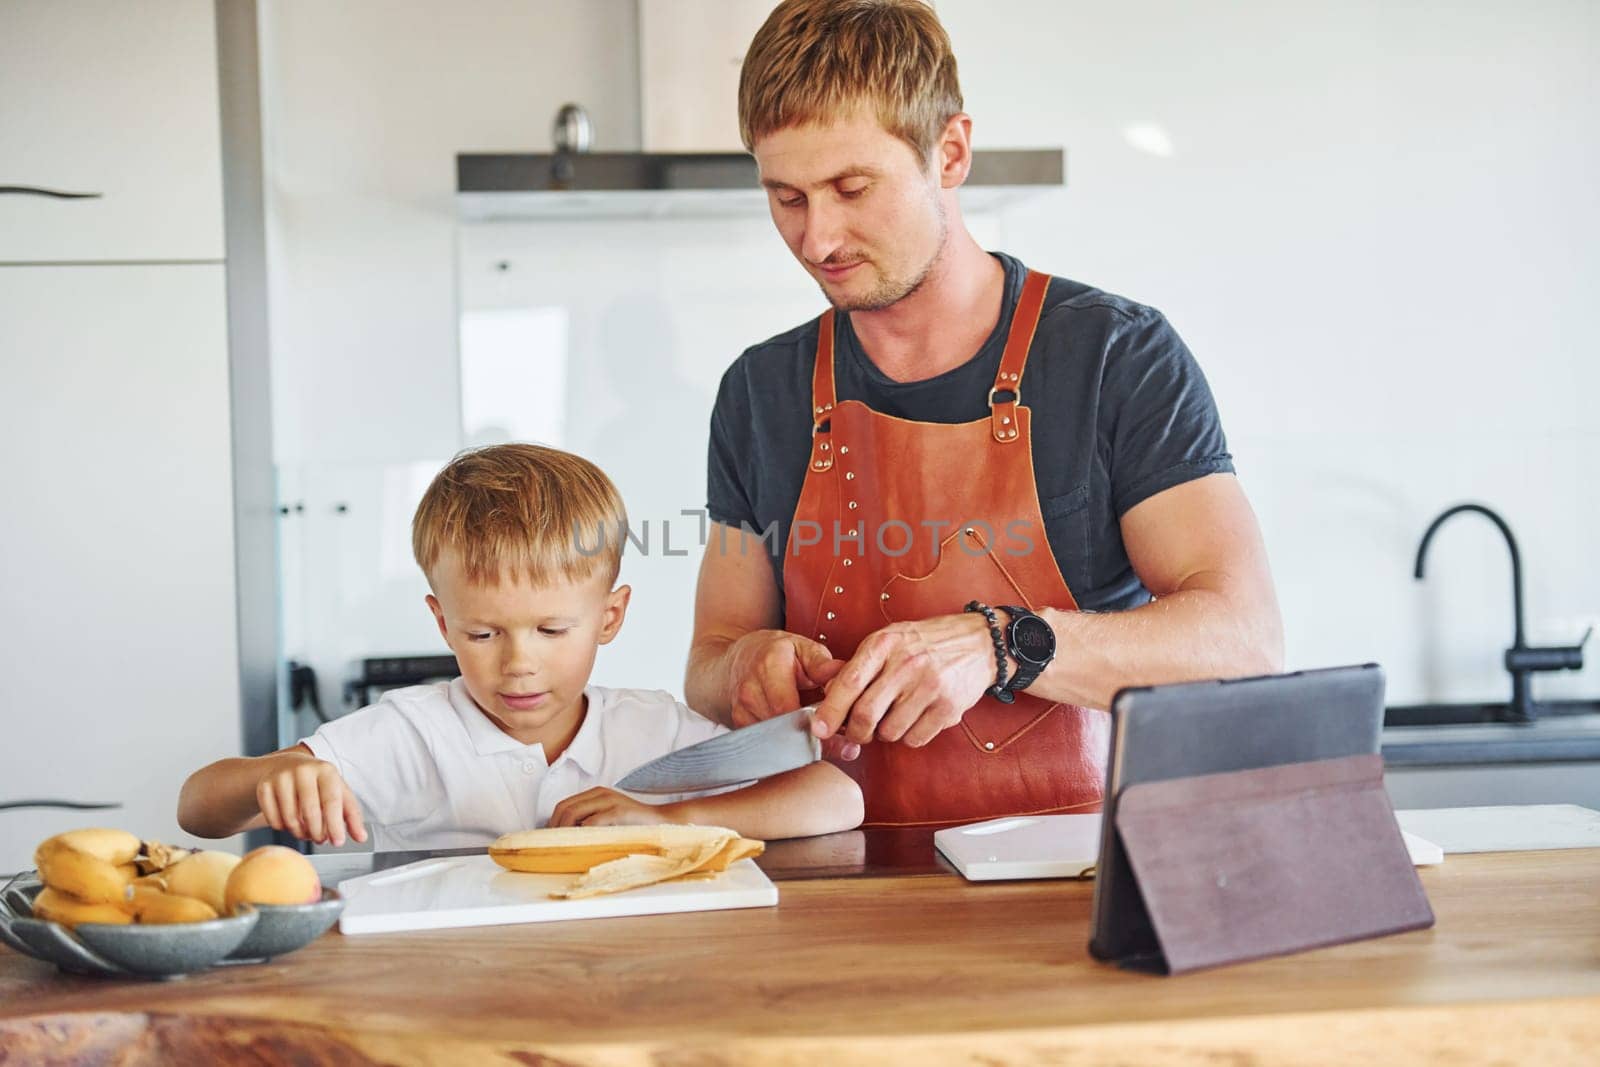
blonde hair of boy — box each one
[412,444,627,588]
[737,0,963,160]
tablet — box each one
[1087,664,1385,966]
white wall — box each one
[262,1,1599,717]
[939,0,1600,705]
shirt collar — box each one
[555,687,606,775]
[448,678,604,773]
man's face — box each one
[425,551,629,747]
[753,112,948,312]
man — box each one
[685,0,1282,827]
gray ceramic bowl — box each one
[0,870,276,979]
[225,888,343,962]
[69,907,258,979]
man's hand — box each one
[811,612,999,749]
[256,755,368,847]
[548,787,675,829]
[724,629,846,727]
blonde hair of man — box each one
[737,0,963,160]
[412,443,627,589]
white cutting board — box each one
[1395,804,1600,854]
[337,854,777,934]
[935,814,1443,882]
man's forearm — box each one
[1028,582,1284,710]
[684,635,738,726]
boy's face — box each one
[754,110,954,312]
[425,551,630,748]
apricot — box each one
[224,845,321,912]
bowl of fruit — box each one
[0,829,341,979]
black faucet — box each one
[1414,503,1590,723]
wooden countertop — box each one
[2,839,1598,1064]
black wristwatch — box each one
[998,605,1056,694]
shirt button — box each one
[521,761,539,774]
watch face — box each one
[1010,614,1056,667]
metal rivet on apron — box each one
[814,461,826,469]
[965,527,975,536]
[834,586,844,594]
[826,611,836,620]
[845,472,855,480]
[848,501,858,510]
[984,741,996,751]
[821,442,830,451]
[839,446,849,455]
[843,558,853,566]
[1002,417,1011,425]
[881,592,890,601]
[815,405,824,413]
[818,633,826,641]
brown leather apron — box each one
[782,271,1109,827]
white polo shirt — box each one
[301,678,728,851]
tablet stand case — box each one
[1111,753,1434,974]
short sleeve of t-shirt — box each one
[706,369,758,531]
[302,701,442,830]
[1098,307,1233,517]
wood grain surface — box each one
[2,849,1597,1065]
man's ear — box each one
[597,584,632,645]
[936,112,974,189]
[426,594,449,642]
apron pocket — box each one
[879,525,1036,623]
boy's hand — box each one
[256,756,369,847]
[547,787,673,829]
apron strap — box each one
[990,271,1051,443]
[809,309,839,472]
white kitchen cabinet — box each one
[0,0,225,263]
[638,0,776,152]
[0,265,241,873]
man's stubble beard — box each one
[820,194,949,313]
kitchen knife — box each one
[615,707,822,794]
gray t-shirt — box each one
[705,252,1234,613]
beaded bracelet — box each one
[964,600,1015,704]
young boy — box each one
[179,444,863,850]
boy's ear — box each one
[596,584,631,645]
[426,594,449,641]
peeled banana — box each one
[489,824,765,898]
[489,824,758,874]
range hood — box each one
[456,148,1066,221]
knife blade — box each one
[615,707,822,794]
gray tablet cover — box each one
[1087,664,1385,966]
